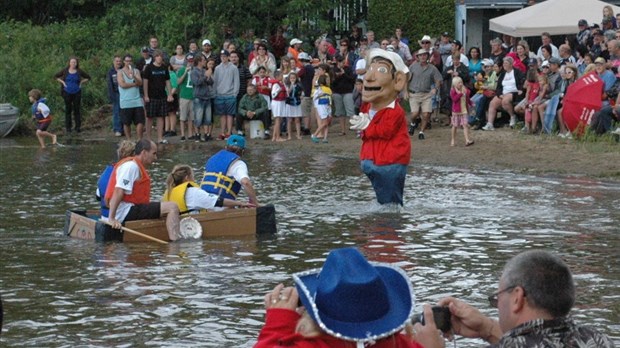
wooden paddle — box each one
[102,220,169,245]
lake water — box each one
[0,137,618,347]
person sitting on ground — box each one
[96,139,136,218]
[200,135,258,205]
[255,247,425,348]
[237,84,269,138]
[414,250,615,348]
[105,139,180,241]
[28,89,57,148]
[483,56,525,130]
[163,165,254,213]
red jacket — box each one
[254,309,423,348]
[360,101,411,166]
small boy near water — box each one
[28,89,57,148]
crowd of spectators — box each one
[102,19,620,145]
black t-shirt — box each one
[143,63,169,99]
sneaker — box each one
[418,132,425,140]
[158,139,169,144]
[611,127,620,135]
[181,136,186,141]
[264,130,271,136]
[482,123,495,131]
[164,131,171,137]
[169,131,177,137]
[509,116,517,128]
[114,131,122,137]
[408,122,418,135]
[200,135,206,142]
[520,126,529,134]
[205,134,212,141]
[237,130,244,136]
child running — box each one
[449,76,474,147]
[311,75,332,143]
[28,89,57,148]
[285,72,304,140]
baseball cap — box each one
[548,57,561,65]
[602,17,611,24]
[186,54,194,61]
[578,19,588,26]
[541,60,550,68]
[442,32,450,37]
[298,52,311,61]
[595,57,607,64]
[141,46,149,52]
[202,39,212,46]
[220,49,230,56]
[290,38,303,46]
[526,58,538,66]
[482,58,495,66]
[415,49,429,56]
[226,134,246,149]
[452,40,462,47]
[361,35,368,41]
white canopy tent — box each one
[489,0,620,37]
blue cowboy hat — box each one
[293,247,415,343]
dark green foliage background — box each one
[368,0,454,44]
[0,0,453,134]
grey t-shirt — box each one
[408,62,442,93]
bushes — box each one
[368,0,454,44]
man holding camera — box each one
[413,250,614,348]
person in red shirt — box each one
[350,49,411,206]
[254,247,433,348]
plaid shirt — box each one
[490,317,615,348]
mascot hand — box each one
[349,113,370,130]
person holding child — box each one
[449,76,474,147]
[28,89,57,148]
[254,247,427,348]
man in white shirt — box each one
[106,139,181,241]
[536,32,560,59]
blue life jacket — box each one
[200,150,242,200]
[97,164,114,218]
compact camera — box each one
[411,306,452,332]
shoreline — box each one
[5,117,620,181]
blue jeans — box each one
[193,98,212,127]
[360,160,407,206]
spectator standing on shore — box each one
[230,51,253,110]
[135,46,151,73]
[449,76,474,147]
[107,55,124,137]
[54,56,90,134]
[250,43,277,76]
[407,49,442,140]
[143,50,173,144]
[190,56,215,142]
[117,55,145,140]
[169,44,186,72]
[298,52,315,135]
[331,55,356,136]
[214,50,240,139]
[176,54,195,141]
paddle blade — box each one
[179,217,202,239]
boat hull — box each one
[0,104,19,138]
[64,205,277,242]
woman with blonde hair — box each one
[163,165,254,213]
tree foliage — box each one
[0,0,454,134]
[368,0,454,45]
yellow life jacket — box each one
[162,182,200,214]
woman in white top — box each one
[163,165,254,213]
[483,56,525,130]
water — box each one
[1,137,618,347]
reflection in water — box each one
[0,141,618,346]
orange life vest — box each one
[104,156,151,206]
